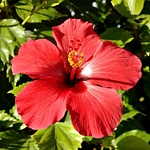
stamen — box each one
[68,50,84,68]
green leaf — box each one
[115,136,150,150]
[8,82,30,96]
[46,0,64,7]
[6,64,21,87]
[113,130,150,150]
[0,106,25,129]
[0,19,27,64]
[0,130,37,149]
[0,110,16,128]
[141,35,150,52]
[100,133,115,148]
[15,1,64,23]
[135,14,150,30]
[33,122,83,150]
[101,27,133,47]
[121,110,141,122]
[111,0,144,19]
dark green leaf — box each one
[141,35,150,52]
[6,64,21,87]
[0,130,37,149]
[33,122,83,150]
[101,27,133,47]
[113,130,150,150]
[115,136,150,150]
[100,133,115,148]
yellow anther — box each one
[68,50,84,68]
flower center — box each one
[68,50,84,68]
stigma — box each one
[68,50,84,68]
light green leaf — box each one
[33,122,83,150]
[48,0,64,7]
[136,14,150,30]
[21,138,38,150]
[15,1,64,23]
[9,105,21,121]
[0,107,25,129]
[111,0,144,18]
[113,130,150,150]
[101,27,133,47]
[121,110,141,122]
[8,82,30,96]
[0,19,27,64]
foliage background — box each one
[0,0,150,149]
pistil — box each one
[70,67,76,82]
[68,50,84,82]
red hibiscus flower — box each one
[11,18,142,138]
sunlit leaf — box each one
[0,107,25,129]
[0,110,16,128]
[111,0,144,18]
[121,110,141,121]
[8,82,30,96]
[46,0,64,7]
[136,14,150,30]
[33,122,83,150]
[0,19,27,64]
[15,1,64,23]
[101,27,133,47]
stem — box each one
[4,0,8,17]
[21,15,31,26]
[101,146,104,150]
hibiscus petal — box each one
[11,39,65,79]
[16,78,69,130]
[68,81,122,138]
[79,41,142,90]
[52,19,101,70]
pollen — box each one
[68,50,84,68]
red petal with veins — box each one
[79,41,142,90]
[11,39,65,79]
[68,81,122,138]
[16,78,69,130]
[52,19,101,70]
